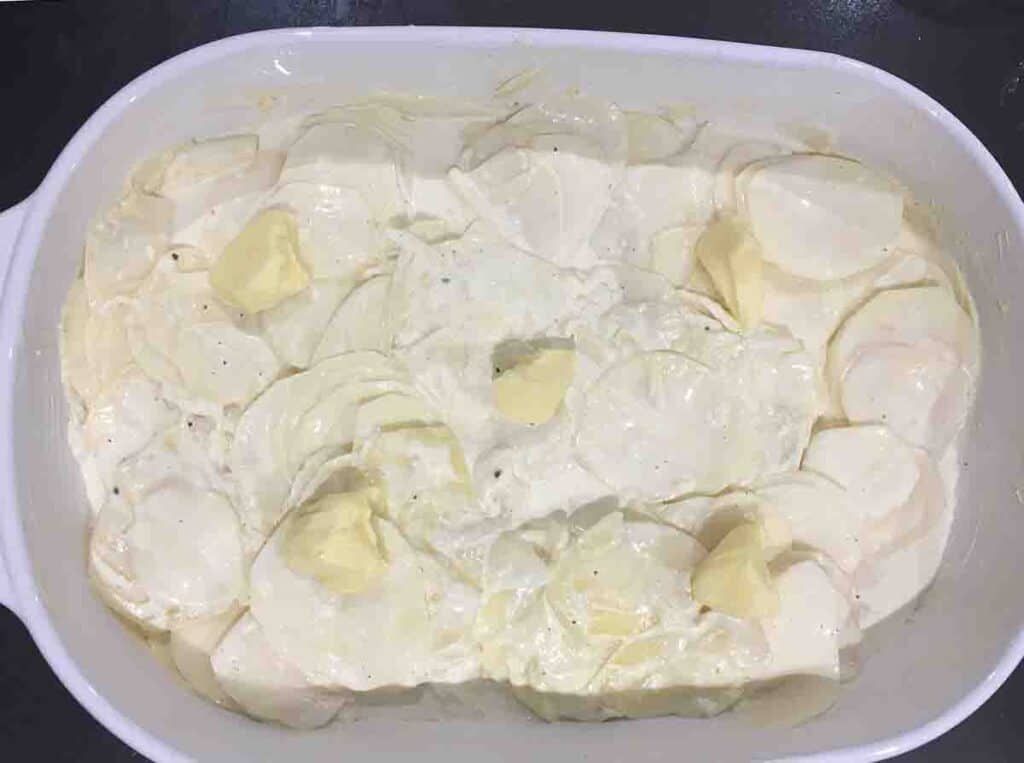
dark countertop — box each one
[1,1,1022,760]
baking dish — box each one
[1,26,1022,762]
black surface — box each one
[1,1,1023,760]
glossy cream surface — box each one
[59,78,978,728]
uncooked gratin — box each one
[58,76,978,727]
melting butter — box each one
[691,521,780,619]
[283,490,387,596]
[492,344,575,425]
[210,208,310,313]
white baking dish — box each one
[1,26,1022,762]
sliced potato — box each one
[170,606,243,708]
[695,216,763,331]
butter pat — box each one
[282,490,387,595]
[691,521,779,619]
[493,345,575,425]
[210,208,310,313]
[695,217,763,331]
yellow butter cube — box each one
[493,346,575,425]
[691,521,779,619]
[210,208,309,313]
[282,490,387,596]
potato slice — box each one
[743,154,902,281]
[354,392,438,440]
[694,216,763,331]
[160,135,258,195]
[170,606,243,708]
[211,614,347,728]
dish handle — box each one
[0,198,28,299]
[0,198,29,618]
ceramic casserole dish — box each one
[1,26,1023,762]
